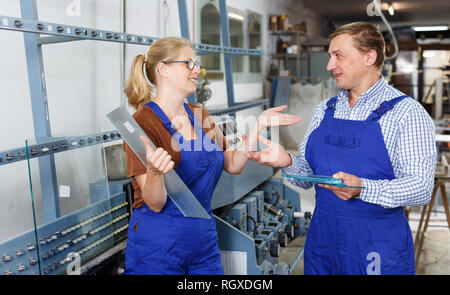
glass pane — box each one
[106,105,210,219]
[1,0,129,276]
[0,156,41,275]
[25,133,129,275]
[201,3,221,71]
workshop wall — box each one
[0,0,324,242]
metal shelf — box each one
[0,15,264,56]
[268,28,307,81]
[0,131,121,167]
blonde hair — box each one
[124,37,193,110]
[330,22,386,71]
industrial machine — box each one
[0,187,130,275]
[210,116,310,275]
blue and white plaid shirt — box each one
[282,77,437,208]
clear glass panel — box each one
[201,3,221,71]
[0,6,46,275]
[98,132,133,271]
[25,133,129,275]
[1,0,129,276]
[106,105,210,219]
[0,155,41,275]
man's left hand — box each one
[317,172,362,201]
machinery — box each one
[211,116,311,275]
[0,177,131,275]
[196,67,212,107]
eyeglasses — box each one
[162,60,202,70]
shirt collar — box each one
[338,76,387,107]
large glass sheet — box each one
[0,0,129,275]
[107,105,211,219]
[0,156,41,275]
[0,3,39,275]
[25,134,127,275]
[99,130,132,260]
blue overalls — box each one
[124,102,225,275]
[304,95,415,275]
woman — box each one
[123,37,301,275]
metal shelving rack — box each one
[268,30,308,81]
[0,0,266,222]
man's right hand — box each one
[245,135,292,168]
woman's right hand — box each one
[140,136,174,175]
[257,105,302,130]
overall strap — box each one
[182,103,201,130]
[145,101,178,136]
[324,96,338,119]
[365,95,409,122]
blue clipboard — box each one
[281,174,364,188]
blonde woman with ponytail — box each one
[123,37,302,275]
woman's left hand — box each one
[257,105,302,130]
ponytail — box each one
[124,54,153,110]
[124,37,193,110]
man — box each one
[247,22,436,275]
